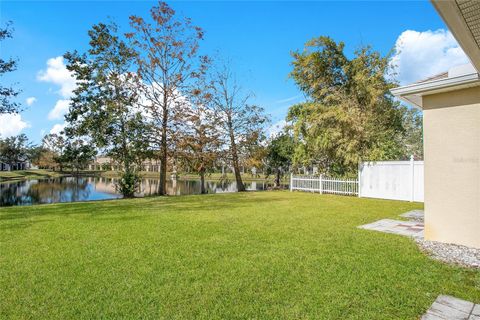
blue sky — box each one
[0,1,469,143]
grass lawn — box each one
[0,192,478,319]
[0,169,65,182]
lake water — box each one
[0,176,277,206]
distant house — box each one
[392,0,480,249]
[0,160,31,171]
[88,156,162,172]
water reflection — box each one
[0,176,277,206]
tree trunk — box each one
[158,106,168,196]
[200,169,206,194]
[275,168,281,188]
[228,126,245,192]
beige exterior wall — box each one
[423,86,480,248]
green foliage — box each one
[59,139,97,173]
[400,106,423,159]
[265,132,295,186]
[42,133,68,170]
[0,134,34,167]
[0,22,21,114]
[117,169,140,198]
[1,192,479,319]
[65,22,150,193]
[288,36,413,176]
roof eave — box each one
[391,73,480,109]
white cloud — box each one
[274,95,302,104]
[390,29,469,85]
[48,99,70,120]
[37,56,76,98]
[0,113,30,137]
[25,97,37,106]
[38,56,76,123]
[267,120,286,138]
[49,123,66,135]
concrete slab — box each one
[400,209,424,221]
[421,295,478,320]
[472,304,480,316]
[436,295,474,313]
[358,219,424,239]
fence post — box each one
[357,162,362,198]
[290,173,293,192]
[319,174,323,194]
[410,155,415,202]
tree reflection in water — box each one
[0,176,280,206]
[0,177,93,206]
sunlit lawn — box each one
[0,191,478,319]
[0,169,64,181]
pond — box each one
[0,176,278,206]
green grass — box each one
[0,169,65,182]
[0,192,478,319]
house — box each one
[0,161,31,171]
[392,0,480,248]
[88,156,162,172]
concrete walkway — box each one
[358,219,424,239]
[422,295,480,320]
[400,209,424,221]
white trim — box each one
[391,73,480,108]
[391,73,480,96]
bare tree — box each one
[127,2,209,195]
[211,65,268,192]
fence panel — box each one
[290,175,358,196]
[358,158,424,202]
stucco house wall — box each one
[422,86,480,248]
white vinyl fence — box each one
[290,174,358,196]
[358,157,423,202]
[289,157,424,202]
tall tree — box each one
[178,85,222,194]
[288,36,405,176]
[0,22,21,114]
[127,1,209,195]
[265,132,295,187]
[60,139,97,174]
[211,65,268,191]
[0,134,33,169]
[64,23,150,197]
[42,133,67,171]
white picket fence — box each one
[290,174,358,196]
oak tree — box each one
[288,36,405,176]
